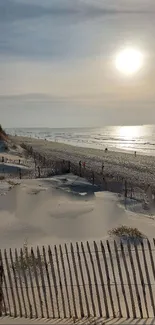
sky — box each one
[0,0,155,127]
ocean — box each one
[6,125,155,156]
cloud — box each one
[0,0,154,61]
[0,92,155,107]
[0,0,155,127]
[0,0,154,24]
[1,92,155,128]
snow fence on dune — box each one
[0,238,155,320]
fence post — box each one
[130,186,133,199]
[79,164,81,177]
[19,168,22,179]
[92,171,94,185]
[68,161,71,173]
[0,257,3,316]
[38,166,40,178]
[125,180,127,198]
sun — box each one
[115,48,143,75]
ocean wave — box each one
[6,125,155,155]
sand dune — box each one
[0,174,155,250]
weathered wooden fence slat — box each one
[127,242,143,318]
[48,245,60,318]
[81,242,96,317]
[76,242,90,317]
[134,244,149,317]
[37,247,49,319]
[65,243,77,319]
[0,253,5,316]
[25,247,38,318]
[20,249,32,318]
[120,241,136,318]
[54,245,66,318]
[59,245,72,318]
[31,248,44,318]
[0,250,11,317]
[9,249,22,317]
[42,246,55,318]
[106,240,122,318]
[141,241,155,316]
[70,243,84,318]
[100,240,115,318]
[147,239,155,282]
[4,249,17,317]
[114,241,130,318]
[15,249,27,317]
[93,241,109,318]
[15,249,26,317]
[87,241,103,317]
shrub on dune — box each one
[108,225,146,245]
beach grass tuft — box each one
[108,225,146,245]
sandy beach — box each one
[0,135,155,318]
[1,130,155,244]
[10,135,155,191]
[0,137,155,321]
[0,135,154,248]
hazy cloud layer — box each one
[0,0,155,126]
[1,0,154,23]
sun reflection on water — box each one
[118,126,142,141]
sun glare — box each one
[115,48,143,75]
[119,126,140,140]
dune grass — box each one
[108,225,146,245]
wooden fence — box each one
[19,143,145,202]
[1,239,155,319]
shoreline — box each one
[10,135,155,192]
[9,133,155,157]
[6,125,155,157]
